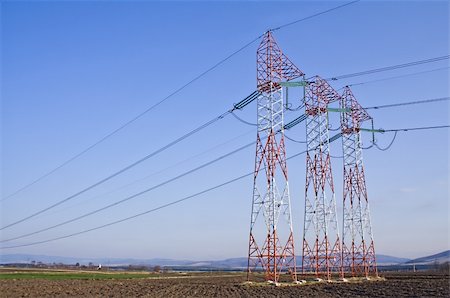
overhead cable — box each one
[364,97,449,110]
[284,134,306,144]
[382,125,450,132]
[325,55,450,81]
[373,131,398,151]
[1,110,311,241]
[3,0,357,202]
[1,90,260,230]
[271,0,360,31]
[230,111,258,126]
[1,36,264,203]
[345,66,450,87]
[0,142,255,243]
[1,133,344,249]
[0,172,253,250]
[39,128,255,219]
[2,111,312,241]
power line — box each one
[373,131,398,151]
[8,123,448,249]
[1,108,314,241]
[345,66,450,87]
[383,125,450,132]
[0,110,231,231]
[230,111,257,126]
[1,36,264,203]
[0,133,346,249]
[1,88,269,231]
[284,134,306,144]
[2,107,314,239]
[325,55,450,81]
[38,129,255,219]
[0,150,307,250]
[271,0,360,31]
[6,5,442,232]
[0,171,253,250]
[0,141,255,243]
[3,1,361,203]
[1,0,365,224]
[364,97,449,110]
[2,0,360,203]
[359,125,449,151]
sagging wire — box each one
[325,55,450,81]
[2,35,265,203]
[270,0,360,32]
[328,124,341,131]
[373,131,398,151]
[285,134,306,144]
[1,133,345,249]
[0,141,256,244]
[230,111,258,126]
[365,97,450,110]
[344,67,450,88]
[2,91,261,231]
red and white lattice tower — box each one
[302,76,342,280]
[340,86,378,277]
[247,31,304,283]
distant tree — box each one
[153,265,161,273]
[75,262,80,267]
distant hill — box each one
[0,254,193,267]
[405,250,450,265]
[3,251,449,269]
[376,254,410,265]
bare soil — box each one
[1,271,449,297]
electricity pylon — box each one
[247,31,303,283]
[340,86,378,278]
[302,76,342,280]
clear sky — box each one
[1,0,449,261]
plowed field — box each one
[1,270,448,297]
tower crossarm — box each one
[257,31,304,93]
[305,76,342,116]
[341,86,372,134]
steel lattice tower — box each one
[302,76,342,280]
[340,86,378,278]
[247,31,303,283]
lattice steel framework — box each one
[247,31,304,283]
[302,76,342,280]
[340,86,378,278]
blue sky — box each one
[1,0,448,260]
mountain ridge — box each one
[2,250,448,268]
[1,252,433,267]
[405,250,450,265]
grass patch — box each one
[0,271,154,280]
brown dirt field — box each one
[1,271,449,297]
